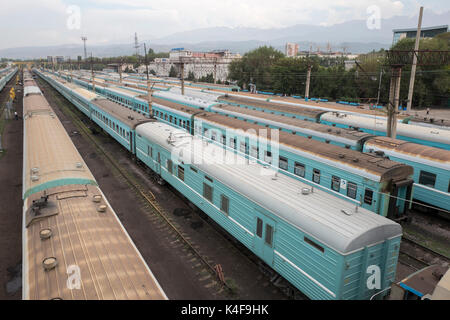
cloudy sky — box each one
[0,0,448,49]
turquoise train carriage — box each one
[150,97,414,219]
[35,69,152,154]
[320,112,450,151]
[135,121,402,300]
[209,104,375,151]
[363,137,450,215]
[0,67,18,92]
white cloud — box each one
[0,0,447,50]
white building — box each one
[285,43,299,57]
[138,49,241,81]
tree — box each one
[198,73,214,83]
[187,71,196,81]
[169,65,178,78]
[228,46,284,90]
[389,34,450,108]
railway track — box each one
[35,76,236,295]
[402,236,450,264]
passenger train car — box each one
[320,112,450,151]
[135,121,402,300]
[0,67,18,92]
[37,71,153,154]
[36,68,404,300]
[22,70,167,300]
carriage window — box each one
[294,162,305,177]
[419,171,436,188]
[448,180,450,193]
[256,218,263,238]
[312,169,320,184]
[167,159,173,174]
[220,195,229,215]
[230,138,236,149]
[304,237,324,253]
[264,151,272,163]
[203,183,213,202]
[331,176,341,192]
[239,142,246,154]
[190,167,198,173]
[221,135,226,145]
[347,182,357,199]
[178,166,184,181]
[279,156,288,170]
[265,225,273,247]
[250,146,258,159]
[364,189,373,205]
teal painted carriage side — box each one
[196,122,386,215]
[217,99,317,122]
[212,109,358,150]
[102,88,150,116]
[321,119,450,151]
[340,236,400,300]
[89,103,133,152]
[363,146,450,212]
[135,133,344,299]
[135,130,401,300]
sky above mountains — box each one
[0,0,449,51]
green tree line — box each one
[228,34,449,108]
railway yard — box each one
[0,61,447,303]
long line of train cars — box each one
[49,69,450,217]
[22,69,167,300]
[41,69,417,219]
[149,90,450,216]
[36,68,405,300]
[54,72,448,218]
[0,66,18,92]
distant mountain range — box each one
[1,9,448,59]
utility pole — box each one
[406,6,423,113]
[376,69,383,106]
[305,64,312,101]
[387,67,402,138]
[69,58,72,82]
[91,53,96,93]
[180,62,185,95]
[134,33,140,57]
[81,36,88,60]
[213,58,217,84]
[143,43,152,110]
[119,58,123,83]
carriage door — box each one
[253,211,276,266]
[155,152,161,175]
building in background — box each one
[138,49,241,81]
[392,25,448,45]
[285,43,299,57]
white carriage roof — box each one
[136,122,402,254]
[154,91,217,109]
[321,112,450,145]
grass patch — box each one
[403,226,450,258]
